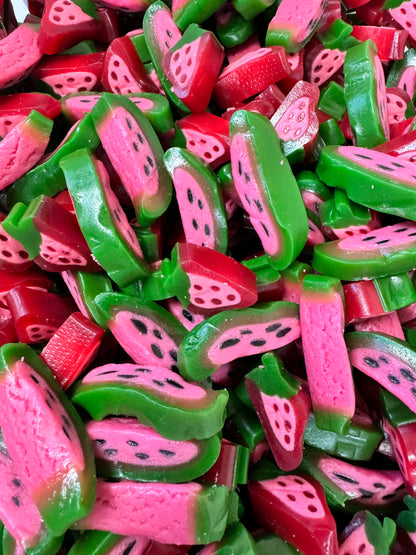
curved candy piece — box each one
[0,23,43,89]
[91,92,172,228]
[86,417,221,483]
[73,479,229,546]
[0,343,96,537]
[60,149,150,288]
[94,292,186,370]
[339,511,396,555]
[178,301,300,381]
[72,362,228,440]
[312,221,416,281]
[164,148,228,253]
[66,530,150,555]
[229,110,308,270]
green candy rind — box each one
[67,530,124,555]
[90,92,172,228]
[229,110,308,270]
[67,270,114,328]
[374,273,416,312]
[210,522,257,554]
[195,485,230,544]
[178,301,299,381]
[2,200,42,259]
[245,352,299,399]
[344,40,388,148]
[3,114,100,210]
[60,148,150,288]
[172,0,226,30]
[164,147,228,254]
[256,533,302,554]
[0,343,96,538]
[319,189,372,230]
[365,512,397,555]
[2,527,64,555]
[95,433,221,483]
[216,8,254,47]
[381,389,416,427]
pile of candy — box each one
[4,0,416,552]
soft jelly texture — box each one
[260,392,297,451]
[338,221,416,251]
[47,0,94,25]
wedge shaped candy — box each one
[0,343,96,537]
[229,110,308,270]
[72,362,228,440]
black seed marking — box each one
[153,379,165,387]
[266,323,282,333]
[151,343,164,359]
[409,232,416,237]
[12,478,22,488]
[394,227,408,232]
[364,357,379,368]
[126,118,132,130]
[46,389,54,400]
[97,370,118,375]
[94,439,106,446]
[276,327,291,338]
[118,374,138,379]
[238,160,242,175]
[187,188,194,203]
[62,414,71,427]
[153,329,162,339]
[359,489,374,499]
[62,426,71,440]
[12,496,20,507]
[167,29,172,37]
[165,41,169,48]
[261,222,270,237]
[204,224,210,236]
[400,368,415,382]
[182,309,193,322]
[412,387,416,397]
[171,365,179,373]
[169,349,177,361]
[379,356,389,364]
[251,339,266,347]
[254,199,263,213]
[113,210,121,222]
[376,164,394,171]
[166,378,184,389]
[144,165,150,176]
[135,452,149,459]
[137,133,144,144]
[46,399,53,409]
[244,172,250,183]
[244,193,251,205]
[198,199,203,210]
[355,153,372,160]
[104,448,118,456]
[146,156,154,167]
[362,236,376,241]
[30,374,40,384]
[127,440,139,447]
[192,219,198,230]
[388,374,400,384]
[132,319,147,334]
[159,449,176,457]
[80,99,91,103]
[122,541,137,555]
[373,482,386,489]
[133,142,139,152]
[391,162,405,168]
[135,367,151,373]
[376,239,390,245]
[220,338,240,349]
[240,329,253,335]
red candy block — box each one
[0,267,52,308]
[6,286,75,344]
[351,26,408,61]
[40,311,105,389]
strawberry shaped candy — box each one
[138,243,257,311]
[229,109,308,270]
[72,361,228,440]
[91,93,172,228]
[246,352,311,471]
[163,24,224,113]
[3,195,101,273]
[0,110,53,192]
[271,80,320,161]
[0,343,96,537]
[248,474,339,555]
[178,301,301,381]
[60,149,150,288]
[164,147,228,253]
[101,36,159,95]
[38,0,102,55]
[86,417,221,483]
